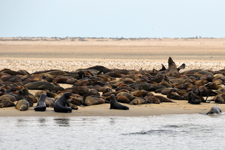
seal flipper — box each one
[83,94,87,106]
[159,64,166,71]
[168,57,177,71]
[177,63,186,71]
[97,70,103,75]
[88,80,94,86]
[65,101,71,107]
[65,101,72,113]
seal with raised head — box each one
[34,93,47,111]
[110,94,129,110]
[54,92,72,113]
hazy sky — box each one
[0,0,224,38]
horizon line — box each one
[0,36,223,39]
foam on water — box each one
[0,114,225,150]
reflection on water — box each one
[16,118,29,127]
[38,118,46,126]
[0,114,225,150]
[54,118,70,127]
[123,129,176,135]
[109,117,116,125]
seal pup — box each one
[54,92,72,113]
[206,105,222,115]
[110,94,129,110]
[34,93,47,111]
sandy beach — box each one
[0,37,225,117]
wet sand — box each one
[0,38,225,116]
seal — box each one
[0,100,15,108]
[54,92,72,113]
[132,90,148,97]
[24,81,64,92]
[16,89,34,107]
[130,97,146,105]
[116,95,130,103]
[206,105,221,115]
[34,93,47,111]
[0,94,17,102]
[166,57,185,77]
[110,94,129,110]
[187,91,202,104]
[83,95,105,106]
[45,97,55,107]
[116,92,135,101]
[16,99,29,111]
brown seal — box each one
[83,95,105,106]
[16,99,29,111]
[24,81,64,92]
[130,97,146,105]
[0,100,15,108]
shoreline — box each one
[0,96,223,117]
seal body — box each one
[34,93,47,111]
[187,92,201,104]
[24,81,64,92]
[54,92,72,113]
[207,106,222,115]
[45,97,55,107]
[110,94,129,110]
[16,99,29,111]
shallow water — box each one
[0,114,225,150]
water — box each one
[0,114,225,150]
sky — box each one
[0,0,224,38]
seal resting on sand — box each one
[54,92,72,113]
[206,105,222,115]
[110,94,129,110]
[34,93,47,111]
[16,99,29,111]
[24,81,64,92]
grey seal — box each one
[206,105,222,115]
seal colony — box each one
[0,57,224,114]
